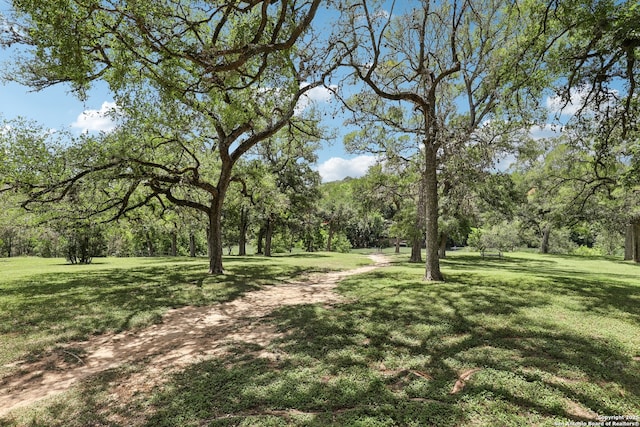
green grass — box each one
[2,251,639,426]
[0,253,371,374]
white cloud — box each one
[545,87,618,116]
[546,90,585,115]
[317,155,377,182]
[355,8,390,22]
[72,101,118,133]
[305,85,335,103]
[295,83,336,115]
[529,123,561,140]
[494,153,516,171]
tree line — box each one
[0,0,638,279]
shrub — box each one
[468,222,523,252]
[594,228,624,256]
[548,227,577,254]
[64,223,106,264]
[332,232,352,253]
[468,227,484,251]
[572,245,602,257]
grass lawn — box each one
[1,251,639,426]
[0,253,371,375]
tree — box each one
[3,0,339,274]
[319,179,355,252]
[252,131,321,256]
[546,0,639,132]
[337,0,550,280]
[542,0,640,260]
[64,221,105,264]
[345,126,426,259]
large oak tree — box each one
[3,0,339,273]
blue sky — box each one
[0,64,370,182]
[0,0,373,183]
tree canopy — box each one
[0,0,638,275]
[2,0,340,273]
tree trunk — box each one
[625,220,640,262]
[189,232,196,257]
[207,205,225,274]
[146,231,155,257]
[264,218,273,257]
[305,229,314,252]
[409,169,425,263]
[326,221,334,252]
[238,207,248,256]
[438,231,447,259]
[424,145,443,281]
[170,227,177,257]
[395,236,400,254]
[409,237,422,262]
[207,173,232,275]
[256,226,265,254]
[625,223,633,260]
[540,224,551,254]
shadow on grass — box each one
[135,265,639,426]
[0,260,315,354]
[11,291,638,427]
[6,256,640,426]
[1,364,147,427]
[277,253,332,258]
[440,253,558,270]
[4,255,639,426]
[263,273,637,423]
[440,255,640,324]
[145,347,462,427]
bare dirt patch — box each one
[0,254,389,417]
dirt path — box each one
[0,254,390,417]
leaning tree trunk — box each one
[204,152,255,273]
[540,224,551,254]
[625,219,640,262]
[207,176,231,274]
[424,144,443,281]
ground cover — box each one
[0,253,370,376]
[1,251,638,426]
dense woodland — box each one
[0,0,638,278]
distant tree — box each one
[254,132,321,256]
[344,128,425,259]
[319,179,356,252]
[64,221,105,264]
